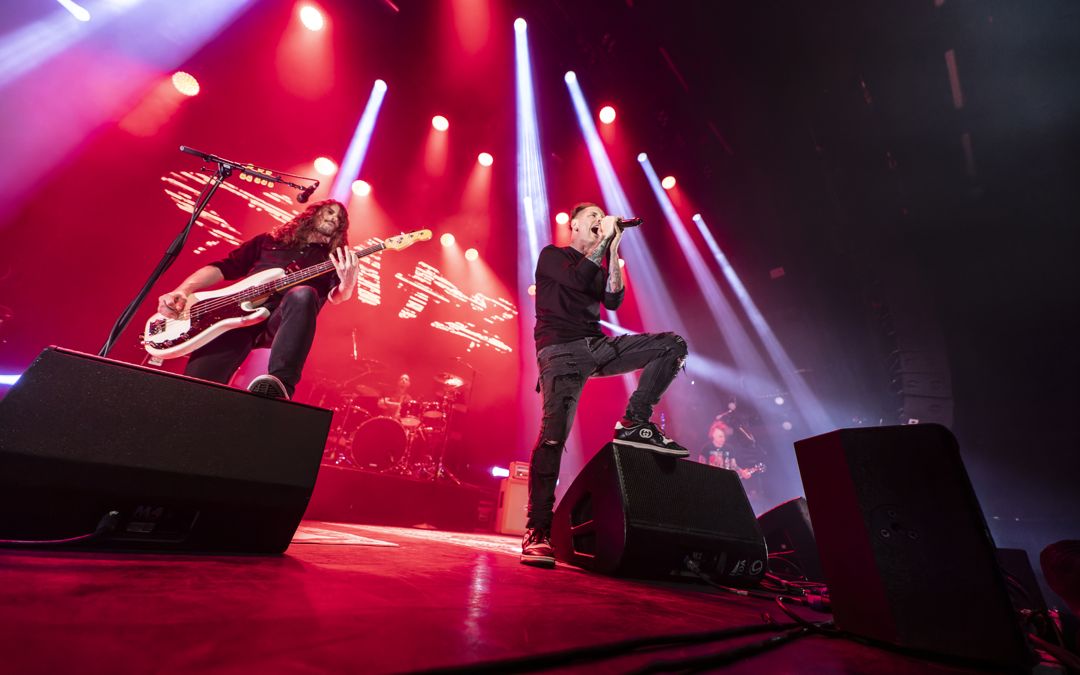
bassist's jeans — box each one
[184,286,322,397]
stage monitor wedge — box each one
[0,347,331,554]
[552,443,767,587]
[794,424,1032,668]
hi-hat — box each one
[433,372,465,388]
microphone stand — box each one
[99,146,316,357]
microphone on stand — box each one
[297,181,319,203]
[616,217,643,228]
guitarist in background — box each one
[155,199,359,400]
[698,418,766,507]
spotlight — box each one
[373,79,387,93]
[598,105,616,124]
[58,0,90,22]
[171,71,200,97]
[432,115,449,131]
[351,179,371,196]
[464,248,479,262]
[774,396,785,406]
[440,233,455,247]
[554,211,569,225]
[637,152,647,162]
[478,152,493,167]
[491,466,510,478]
[527,284,536,296]
[618,258,625,268]
[661,175,677,190]
[564,71,577,84]
[781,421,793,431]
[313,157,338,176]
[299,4,325,31]
[0,373,21,386]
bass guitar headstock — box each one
[383,229,432,252]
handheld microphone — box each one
[297,181,319,204]
[616,217,643,228]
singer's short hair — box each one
[271,199,349,250]
[569,202,602,227]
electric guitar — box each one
[143,229,431,359]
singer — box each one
[521,202,690,567]
[155,199,359,400]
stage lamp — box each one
[299,4,325,31]
[555,212,569,225]
[661,175,677,190]
[313,157,338,176]
[432,115,449,131]
[527,284,536,296]
[781,421,793,431]
[478,152,493,167]
[440,233,455,247]
[464,248,479,262]
[598,105,616,124]
[618,258,625,268]
[351,179,371,196]
[171,71,200,97]
[491,466,510,478]
[58,0,90,21]
[774,396,785,406]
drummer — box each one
[377,373,413,419]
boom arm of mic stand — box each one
[179,146,307,191]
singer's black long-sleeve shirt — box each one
[533,245,624,351]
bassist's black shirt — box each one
[209,233,338,307]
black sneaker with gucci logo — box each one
[520,528,556,568]
[613,421,689,456]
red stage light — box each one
[464,248,479,262]
[477,152,493,167]
[432,115,449,132]
[351,179,371,196]
[598,105,616,124]
[313,157,338,176]
[440,233,455,247]
[661,175,676,190]
[171,71,200,97]
[299,4,325,31]
[555,212,569,225]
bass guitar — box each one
[143,229,431,359]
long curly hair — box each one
[271,199,350,250]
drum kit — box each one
[317,361,469,483]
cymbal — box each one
[433,372,465,388]
[353,384,381,397]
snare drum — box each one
[349,416,407,471]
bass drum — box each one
[349,416,406,471]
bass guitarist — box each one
[155,199,359,400]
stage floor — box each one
[0,521,986,674]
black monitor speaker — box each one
[794,424,1032,668]
[0,347,331,554]
[551,443,767,586]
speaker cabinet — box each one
[552,443,767,586]
[0,347,331,554]
[794,424,1031,667]
[756,497,824,582]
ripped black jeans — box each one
[526,332,688,530]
